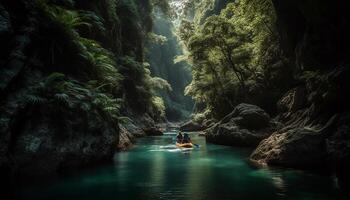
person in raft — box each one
[176,132,183,143]
[182,133,191,144]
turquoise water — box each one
[17,132,346,200]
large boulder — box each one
[215,103,271,130]
[228,103,271,129]
[250,127,328,168]
[206,122,272,147]
[250,115,338,169]
[206,103,274,147]
[180,120,206,132]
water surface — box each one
[17,132,346,200]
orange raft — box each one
[176,142,194,148]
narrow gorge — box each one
[1,0,349,199]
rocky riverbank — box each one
[194,77,350,192]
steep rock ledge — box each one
[0,0,163,183]
[250,67,350,177]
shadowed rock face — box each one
[227,103,271,130]
[118,124,135,151]
[250,82,350,171]
[4,96,119,177]
[0,0,158,183]
[272,0,350,70]
[206,103,275,147]
[269,0,350,191]
[250,127,328,168]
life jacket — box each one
[183,135,190,143]
[176,134,183,142]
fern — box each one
[44,72,66,88]
[54,93,70,105]
[23,94,47,106]
[38,1,91,32]
[78,37,123,90]
[80,102,91,111]
[80,11,106,33]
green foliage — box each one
[37,0,123,94]
[191,0,218,25]
[151,96,166,118]
[191,108,212,123]
[149,77,173,91]
[38,0,90,33]
[79,10,106,33]
[78,37,123,92]
[34,0,176,122]
[180,0,290,119]
[22,73,122,121]
[148,32,168,45]
[117,56,170,118]
[177,20,195,45]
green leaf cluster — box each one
[180,0,291,119]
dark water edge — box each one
[14,132,347,200]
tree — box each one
[182,0,286,119]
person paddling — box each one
[182,133,191,144]
[176,132,183,143]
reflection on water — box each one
[17,133,346,200]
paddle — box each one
[193,143,200,148]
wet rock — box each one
[0,71,120,177]
[206,123,272,147]
[206,103,274,147]
[250,127,328,168]
[121,117,146,137]
[10,102,119,177]
[180,120,205,132]
[130,113,163,136]
[222,103,271,130]
[117,124,135,151]
[250,115,338,169]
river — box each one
[16,132,346,200]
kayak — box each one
[176,142,194,148]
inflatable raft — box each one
[176,142,194,148]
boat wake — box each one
[148,144,194,153]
